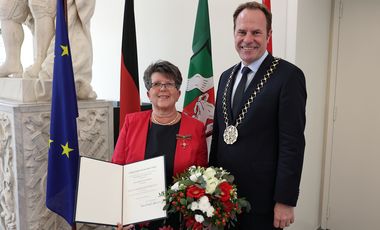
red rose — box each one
[193,222,203,230]
[222,200,234,212]
[186,185,205,199]
[218,182,233,201]
[185,216,195,228]
[185,217,203,230]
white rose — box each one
[194,214,205,223]
[190,201,199,211]
[171,182,179,191]
[203,167,216,179]
[205,177,219,194]
[190,174,198,182]
[206,206,215,217]
[199,196,209,204]
[198,196,211,212]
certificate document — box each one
[75,156,167,226]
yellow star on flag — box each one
[61,142,74,158]
[48,139,54,148]
[60,45,69,56]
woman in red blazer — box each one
[114,60,208,230]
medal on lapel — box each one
[176,134,192,149]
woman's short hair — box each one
[143,60,182,90]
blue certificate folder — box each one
[75,156,167,227]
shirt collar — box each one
[240,51,269,73]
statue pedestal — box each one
[0,99,114,230]
[0,78,53,102]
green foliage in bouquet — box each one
[161,166,251,230]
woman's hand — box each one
[116,223,135,230]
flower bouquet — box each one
[162,166,251,230]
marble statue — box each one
[0,0,97,100]
[0,0,32,78]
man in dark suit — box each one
[209,2,306,230]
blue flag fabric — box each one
[46,0,79,225]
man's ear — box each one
[267,29,273,42]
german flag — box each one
[120,0,140,129]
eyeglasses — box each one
[151,82,177,89]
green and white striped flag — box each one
[183,0,214,137]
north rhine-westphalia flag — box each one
[120,0,140,129]
[262,0,273,53]
[46,0,79,225]
[183,0,214,138]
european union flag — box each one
[46,0,79,225]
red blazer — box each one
[112,110,208,176]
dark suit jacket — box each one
[210,54,306,227]
[112,110,208,176]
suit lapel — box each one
[135,111,151,161]
[226,63,241,122]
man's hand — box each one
[274,202,295,228]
